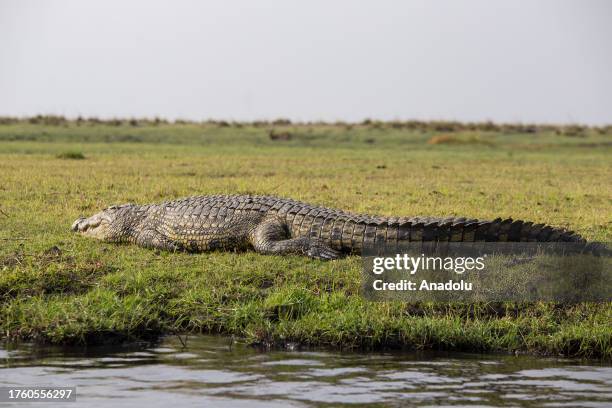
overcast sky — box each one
[0,0,610,124]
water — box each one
[1,335,611,407]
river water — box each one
[1,335,611,407]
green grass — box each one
[0,120,610,359]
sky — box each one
[0,0,611,125]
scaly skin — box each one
[71,195,586,260]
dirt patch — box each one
[427,134,494,146]
[0,250,25,268]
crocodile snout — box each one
[71,213,110,240]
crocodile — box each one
[71,195,587,260]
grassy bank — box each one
[0,120,610,359]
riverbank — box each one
[0,119,610,359]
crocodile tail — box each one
[393,217,586,243]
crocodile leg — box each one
[135,228,180,251]
[251,216,341,260]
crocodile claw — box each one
[307,245,341,261]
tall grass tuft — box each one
[56,151,86,160]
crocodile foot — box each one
[306,243,341,260]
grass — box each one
[0,119,610,359]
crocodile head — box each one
[71,204,135,241]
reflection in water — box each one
[1,335,611,407]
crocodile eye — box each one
[106,203,135,211]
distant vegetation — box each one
[0,116,610,150]
[0,114,610,137]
